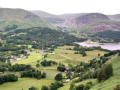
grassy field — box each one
[13,51,42,65]
[90,56,120,90]
[0,46,108,90]
[46,46,107,65]
[0,78,54,90]
[13,46,107,65]
[59,79,97,90]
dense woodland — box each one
[0,27,86,49]
[94,30,120,42]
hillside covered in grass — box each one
[0,8,53,30]
[90,55,120,90]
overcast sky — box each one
[0,0,120,15]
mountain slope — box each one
[30,11,120,33]
[57,13,120,32]
[59,13,110,28]
[31,10,64,24]
[108,14,120,21]
[0,8,52,30]
[75,13,109,26]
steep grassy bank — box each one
[90,55,120,90]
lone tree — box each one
[76,84,84,90]
[41,85,49,90]
[55,73,63,81]
[29,86,37,90]
[57,64,66,72]
[36,64,40,68]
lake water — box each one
[75,42,120,51]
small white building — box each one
[66,79,70,82]
[71,72,75,76]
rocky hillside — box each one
[75,13,109,26]
[2,8,120,33]
[58,13,120,32]
[29,11,120,32]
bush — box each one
[0,74,18,84]
[114,85,120,90]
[0,66,6,72]
[55,73,63,81]
[36,64,40,68]
[9,64,31,71]
[0,57,7,62]
[49,81,64,90]
[29,86,38,90]
[41,85,49,90]
[76,84,84,90]
[97,64,113,82]
[83,84,91,90]
[57,64,66,72]
[41,60,57,66]
[21,70,46,79]
[41,72,46,78]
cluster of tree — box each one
[0,65,8,72]
[0,44,27,52]
[9,64,32,71]
[104,51,118,57]
[89,56,109,69]
[0,42,3,46]
[41,81,64,90]
[73,60,113,84]
[97,63,113,82]
[70,62,88,73]
[66,50,116,83]
[13,50,28,56]
[69,81,93,90]
[66,62,91,79]
[0,43,28,63]
[74,45,87,56]
[0,64,32,73]
[21,70,46,79]
[4,25,18,31]
[43,54,48,58]
[44,46,57,53]
[74,70,98,83]
[1,27,85,50]
[74,51,87,57]
[57,63,66,72]
[41,60,57,66]
[0,57,7,62]
[95,30,120,42]
[73,45,110,52]
[0,74,18,84]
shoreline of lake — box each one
[74,42,120,51]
